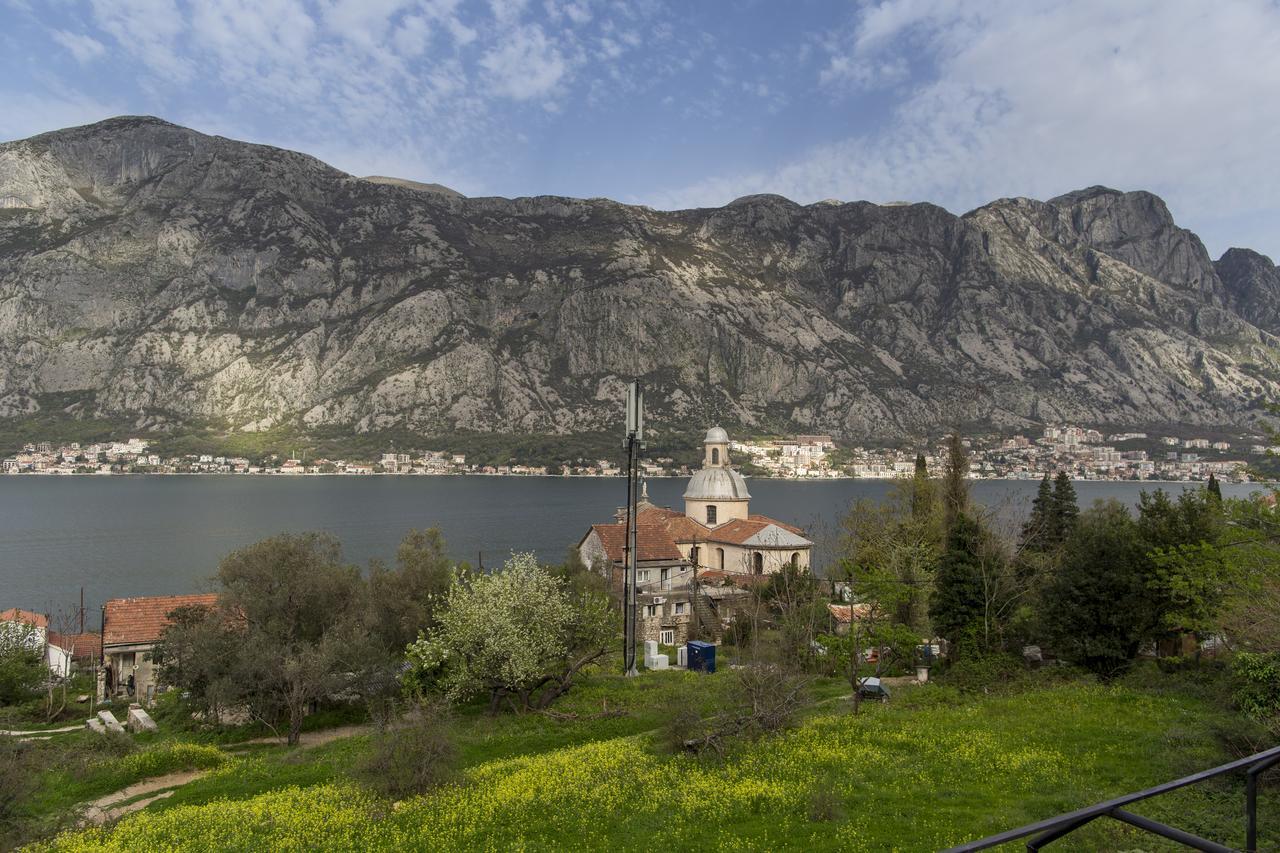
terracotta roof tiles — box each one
[103,593,219,647]
[0,608,48,628]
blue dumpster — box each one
[686,640,716,673]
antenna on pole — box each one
[622,379,645,677]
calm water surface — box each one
[0,475,1259,618]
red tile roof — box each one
[748,514,805,536]
[0,608,48,628]
[587,507,687,563]
[48,631,102,661]
[828,603,872,624]
[704,518,771,545]
[103,593,219,647]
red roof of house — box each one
[748,514,805,536]
[0,608,48,628]
[103,593,219,647]
[827,603,872,624]
[48,631,102,660]
[704,518,772,545]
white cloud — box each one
[89,0,190,80]
[479,23,567,100]
[653,0,1280,258]
[50,30,107,63]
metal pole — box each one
[624,435,639,676]
[1246,770,1257,853]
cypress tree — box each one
[929,513,987,651]
[942,433,970,532]
[1051,472,1079,546]
[1022,473,1053,550]
[1206,472,1222,501]
[910,452,932,520]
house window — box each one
[717,547,725,570]
[706,505,717,525]
[675,602,687,616]
[644,604,658,618]
[660,629,675,645]
[753,552,764,574]
[638,569,650,583]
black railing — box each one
[943,744,1280,852]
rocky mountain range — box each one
[1,116,1278,441]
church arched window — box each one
[790,552,800,568]
[711,447,720,464]
[716,547,725,570]
[753,552,763,574]
[706,505,717,525]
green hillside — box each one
[27,670,1276,852]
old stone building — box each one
[577,427,813,646]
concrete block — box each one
[97,710,125,734]
[677,646,688,668]
[649,654,669,670]
[86,718,106,734]
[127,706,159,733]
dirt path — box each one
[0,724,83,737]
[232,723,374,749]
[79,770,209,826]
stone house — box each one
[100,593,218,704]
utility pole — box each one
[622,380,644,677]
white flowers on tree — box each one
[406,552,615,712]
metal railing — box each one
[943,744,1280,852]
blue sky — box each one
[2,0,1279,259]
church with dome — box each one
[577,427,813,644]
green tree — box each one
[367,527,455,654]
[1050,472,1079,545]
[929,513,988,652]
[0,623,45,706]
[216,533,367,744]
[1021,474,1054,551]
[152,604,240,723]
[1042,500,1157,677]
[406,553,616,712]
[941,433,970,531]
[1137,488,1227,643]
[910,452,934,520]
[1206,472,1222,501]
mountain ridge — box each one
[1,116,1278,441]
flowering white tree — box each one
[407,552,615,713]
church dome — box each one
[704,426,730,444]
[683,467,751,501]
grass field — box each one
[21,669,1277,852]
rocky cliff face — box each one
[0,116,1276,440]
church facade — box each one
[577,427,813,646]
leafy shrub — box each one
[666,663,810,757]
[0,623,46,706]
[939,652,1027,692]
[1232,652,1280,734]
[355,709,456,799]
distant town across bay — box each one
[0,474,1262,623]
[1,423,1269,482]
